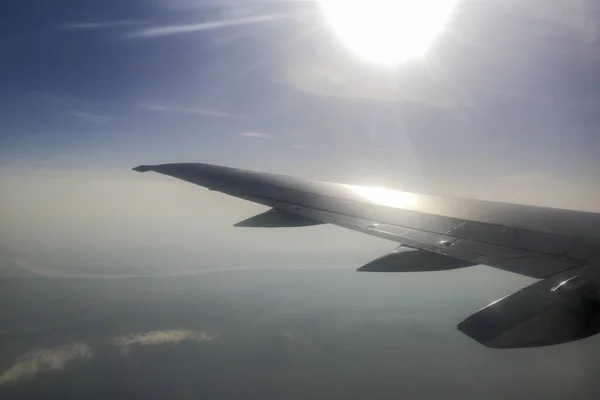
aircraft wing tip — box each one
[133,165,154,173]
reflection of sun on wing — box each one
[320,0,459,65]
[345,185,416,209]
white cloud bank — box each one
[0,343,93,385]
[112,329,218,354]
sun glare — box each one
[320,0,458,65]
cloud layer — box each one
[0,343,93,385]
[0,330,218,385]
[112,329,218,354]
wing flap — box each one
[458,270,600,348]
[358,246,474,272]
[234,208,325,228]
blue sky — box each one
[2,0,600,185]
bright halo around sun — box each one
[320,0,458,65]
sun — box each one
[320,0,458,65]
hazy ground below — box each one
[0,267,598,400]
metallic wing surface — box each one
[134,163,600,348]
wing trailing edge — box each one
[234,208,325,228]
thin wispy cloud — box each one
[140,103,242,119]
[1,257,352,280]
[513,0,600,42]
[61,21,143,30]
[63,111,111,124]
[112,329,218,355]
[240,132,270,138]
[281,332,311,348]
[126,14,290,39]
[282,55,471,109]
[0,343,93,385]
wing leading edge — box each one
[134,162,600,348]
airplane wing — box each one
[134,162,600,348]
